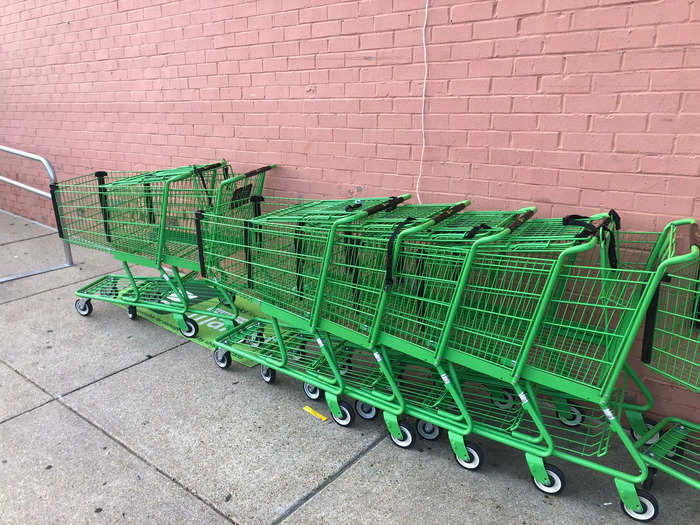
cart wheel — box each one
[127,306,138,320]
[531,463,565,495]
[620,490,659,522]
[416,420,441,441]
[75,299,93,317]
[493,389,515,410]
[556,406,585,428]
[630,418,660,446]
[389,422,415,449]
[455,443,483,471]
[179,317,199,338]
[303,383,322,401]
[260,365,276,384]
[331,400,355,427]
[214,348,232,369]
[355,400,378,420]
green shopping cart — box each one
[625,224,700,500]
[51,162,273,335]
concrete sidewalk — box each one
[0,209,698,524]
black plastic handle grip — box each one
[507,209,536,232]
[562,214,598,236]
[608,209,621,230]
[345,202,362,212]
[430,202,467,225]
[194,161,225,174]
[384,217,415,291]
[244,165,275,178]
[366,195,408,216]
[194,210,207,278]
[49,183,64,239]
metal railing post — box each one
[0,145,74,283]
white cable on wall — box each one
[415,0,429,205]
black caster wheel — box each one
[75,299,93,317]
[214,348,232,369]
[331,400,355,427]
[620,490,659,522]
[455,442,483,471]
[127,305,138,320]
[355,400,378,420]
[416,419,441,440]
[531,463,566,495]
[303,382,323,401]
[260,365,276,384]
[179,317,199,338]
[631,418,660,446]
[556,406,585,427]
[389,422,415,449]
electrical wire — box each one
[415,0,429,205]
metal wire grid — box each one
[644,260,700,391]
[524,263,654,390]
[643,420,700,483]
[54,162,234,266]
[202,216,328,320]
[77,274,178,305]
[518,391,619,458]
[445,250,559,365]
[317,205,506,339]
[387,355,524,432]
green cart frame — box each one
[51,162,274,335]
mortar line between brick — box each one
[0,266,123,306]
[59,400,238,525]
[272,433,386,524]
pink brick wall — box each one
[0,1,698,418]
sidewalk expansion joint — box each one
[272,432,386,524]
[0,266,123,306]
[0,340,187,425]
[0,231,57,247]
[59,400,239,525]
[1,343,236,522]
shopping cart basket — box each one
[51,162,274,335]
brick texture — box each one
[0,1,698,416]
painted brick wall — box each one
[0,0,698,418]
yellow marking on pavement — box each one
[303,405,327,421]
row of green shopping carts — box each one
[52,162,699,521]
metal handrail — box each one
[0,145,73,283]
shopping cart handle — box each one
[562,214,598,236]
[366,194,410,216]
[608,209,621,229]
[243,165,276,177]
[507,209,536,231]
[194,209,207,277]
[464,223,491,239]
[430,201,467,225]
[194,161,226,174]
[384,216,416,291]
